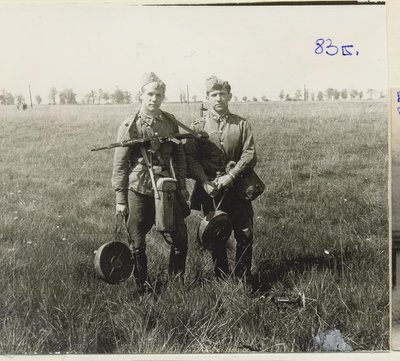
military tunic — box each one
[112,110,187,204]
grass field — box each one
[0,100,389,353]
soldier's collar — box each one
[139,109,163,124]
[208,109,230,122]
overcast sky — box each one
[0,4,387,102]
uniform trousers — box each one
[201,187,254,280]
[126,190,188,290]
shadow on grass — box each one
[253,252,343,294]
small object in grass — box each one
[324,250,330,255]
[14,217,19,220]
[17,190,22,194]
[62,237,67,241]
[273,291,305,308]
[26,241,32,245]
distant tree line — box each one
[232,88,386,103]
[1,86,387,106]
[276,88,386,102]
[0,87,133,106]
[48,87,132,105]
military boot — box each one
[234,241,253,288]
[133,248,149,295]
[168,245,187,282]
[212,243,230,280]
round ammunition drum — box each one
[197,210,232,250]
[94,241,133,284]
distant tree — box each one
[285,94,292,101]
[233,96,238,102]
[279,90,285,101]
[294,89,302,101]
[97,89,104,104]
[350,89,358,100]
[15,94,25,105]
[102,91,110,104]
[242,96,248,102]
[59,88,77,104]
[341,89,348,100]
[85,90,97,104]
[261,95,268,102]
[333,89,340,100]
[49,87,57,105]
[367,88,377,99]
[123,91,132,104]
[324,88,336,101]
[311,92,315,101]
[380,91,386,99]
[1,92,14,105]
[35,95,42,105]
[111,88,126,104]
[317,91,324,101]
[191,95,197,103]
[252,97,258,102]
[359,91,364,100]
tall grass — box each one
[0,101,388,353]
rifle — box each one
[91,131,208,152]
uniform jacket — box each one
[185,109,257,209]
[112,110,187,204]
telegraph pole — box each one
[29,84,33,108]
[186,84,190,104]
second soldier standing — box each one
[185,76,257,283]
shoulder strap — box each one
[162,111,202,139]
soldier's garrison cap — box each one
[140,72,166,92]
[205,76,231,94]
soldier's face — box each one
[139,82,165,113]
[207,89,232,114]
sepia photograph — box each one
[0,1,390,355]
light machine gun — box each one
[90,131,208,152]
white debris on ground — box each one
[313,328,353,352]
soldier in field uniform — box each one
[185,76,257,282]
[112,72,189,295]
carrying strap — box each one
[162,111,203,139]
[140,146,160,199]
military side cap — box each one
[140,72,166,91]
[205,76,231,93]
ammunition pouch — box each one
[155,177,177,232]
[226,162,265,201]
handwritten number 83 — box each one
[315,38,338,56]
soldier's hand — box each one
[181,189,190,201]
[116,203,128,216]
[202,180,218,198]
[216,174,234,190]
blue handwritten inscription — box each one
[315,38,359,57]
[397,91,400,114]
